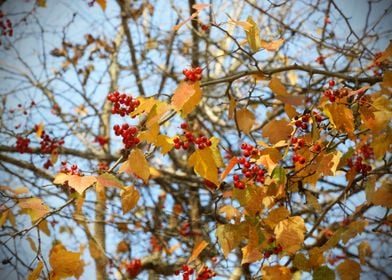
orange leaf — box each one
[96,0,106,11]
[269,77,303,106]
[96,173,124,188]
[262,265,292,280]
[172,81,202,116]
[228,95,236,120]
[28,261,43,280]
[260,39,284,51]
[120,185,140,214]
[375,41,392,63]
[274,216,306,255]
[262,120,293,144]
[35,122,44,138]
[54,173,97,194]
[358,241,372,265]
[324,103,355,139]
[49,243,84,279]
[216,223,247,258]
[235,108,255,135]
[188,240,208,264]
[367,181,392,208]
[18,197,50,221]
[337,259,361,280]
[221,156,238,181]
[119,148,150,183]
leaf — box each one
[341,220,368,244]
[210,137,224,168]
[269,77,303,106]
[28,261,43,280]
[375,41,392,63]
[313,266,335,280]
[317,151,341,176]
[218,205,241,223]
[233,184,265,215]
[235,108,255,135]
[242,244,263,264]
[96,173,124,188]
[308,247,325,268]
[260,39,284,51]
[367,182,392,208]
[274,216,306,255]
[171,81,202,116]
[188,148,219,186]
[18,197,50,221]
[216,223,246,258]
[245,16,262,52]
[120,185,140,214]
[35,122,44,138]
[262,265,292,280]
[156,135,174,154]
[173,4,211,31]
[119,148,150,183]
[228,95,236,120]
[116,240,130,253]
[337,259,360,280]
[305,191,321,212]
[188,240,208,264]
[27,237,38,253]
[36,0,46,7]
[264,207,290,230]
[53,173,97,194]
[49,243,84,279]
[293,253,309,271]
[221,156,238,181]
[358,241,372,265]
[96,0,106,11]
[324,103,355,139]
[262,120,293,144]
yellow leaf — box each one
[210,137,224,168]
[18,197,50,221]
[317,151,341,176]
[262,120,293,144]
[27,237,38,253]
[28,261,43,280]
[96,0,106,11]
[242,244,263,264]
[172,81,202,117]
[145,101,171,128]
[308,247,325,268]
[188,240,208,264]
[49,243,84,279]
[138,123,159,143]
[269,77,303,106]
[35,122,44,138]
[264,207,290,230]
[262,265,292,280]
[274,216,306,255]
[260,39,284,51]
[358,241,372,265]
[367,182,392,207]
[218,205,241,223]
[341,220,368,244]
[257,148,282,174]
[156,135,174,154]
[305,191,321,212]
[228,95,236,120]
[233,184,265,215]
[188,148,219,186]
[36,0,46,7]
[324,103,355,139]
[235,108,255,135]
[337,259,361,280]
[53,173,97,194]
[246,16,262,52]
[119,148,150,183]
[284,104,298,120]
[0,209,9,227]
[120,185,140,214]
[216,223,247,258]
[96,173,124,188]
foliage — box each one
[0,0,391,279]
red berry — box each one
[180,122,188,130]
[328,80,335,87]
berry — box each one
[182,67,203,82]
[328,80,335,87]
[107,91,139,116]
[180,122,188,130]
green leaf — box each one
[313,266,335,280]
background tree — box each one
[0,0,391,279]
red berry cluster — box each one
[15,137,32,154]
[199,22,209,32]
[263,237,283,258]
[173,123,212,150]
[294,114,310,130]
[324,87,350,103]
[113,124,140,149]
[107,91,140,117]
[347,144,374,175]
[126,259,142,278]
[312,111,324,123]
[233,144,266,189]
[182,67,203,82]
[43,159,53,169]
[367,52,386,77]
[175,265,194,280]
[60,162,82,175]
[0,11,13,44]
[197,266,216,280]
[315,55,326,65]
[97,161,109,172]
[94,135,109,147]
[38,129,65,154]
[291,138,306,164]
